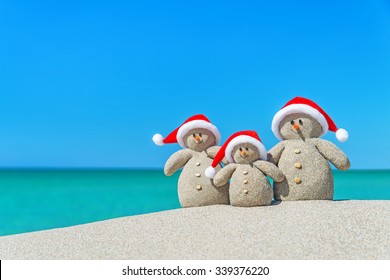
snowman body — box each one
[229,164,273,207]
[178,151,229,207]
[273,139,333,201]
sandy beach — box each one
[0,200,389,259]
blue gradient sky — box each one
[0,0,389,169]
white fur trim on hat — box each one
[271,104,329,141]
[205,166,216,179]
[225,135,267,163]
[336,128,349,142]
[176,120,221,148]
[152,133,164,146]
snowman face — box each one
[279,113,322,140]
[232,143,261,164]
[184,128,216,152]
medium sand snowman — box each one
[268,97,351,201]
[205,131,285,207]
[153,114,229,208]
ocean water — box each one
[0,169,389,236]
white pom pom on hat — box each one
[271,97,349,142]
[205,166,216,179]
[336,128,349,142]
[152,134,165,146]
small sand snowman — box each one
[269,97,351,201]
[153,114,229,208]
[205,130,285,207]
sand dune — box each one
[0,200,389,259]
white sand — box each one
[0,200,389,259]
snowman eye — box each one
[299,119,303,125]
[239,147,242,152]
[290,120,295,125]
[199,132,202,137]
[193,133,196,137]
[245,147,249,151]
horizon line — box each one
[0,167,388,172]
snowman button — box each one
[243,179,248,184]
[243,189,249,194]
[294,149,301,154]
[196,185,202,190]
[243,171,248,175]
[295,163,302,169]
[196,162,201,166]
[294,177,302,184]
[195,173,201,177]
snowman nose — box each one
[241,150,247,157]
[293,124,300,130]
[195,136,201,142]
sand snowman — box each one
[153,114,229,208]
[268,97,351,201]
[205,131,285,207]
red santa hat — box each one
[271,97,349,142]
[205,130,267,179]
[152,114,221,148]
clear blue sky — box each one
[0,0,389,169]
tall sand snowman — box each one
[268,97,351,201]
[153,114,229,207]
[205,130,284,207]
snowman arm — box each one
[253,160,285,182]
[221,158,229,165]
[206,146,229,165]
[164,149,194,176]
[313,139,351,171]
[205,146,220,159]
[267,142,285,165]
[213,164,237,187]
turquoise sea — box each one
[0,169,389,236]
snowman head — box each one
[279,113,322,140]
[231,143,261,164]
[153,114,221,149]
[184,128,217,152]
[272,97,349,142]
[205,130,267,179]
